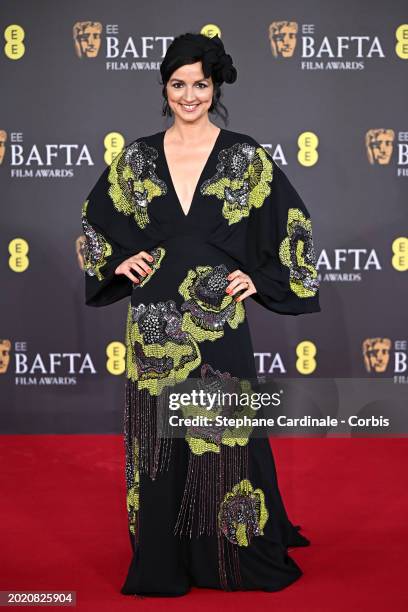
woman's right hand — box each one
[114,251,154,284]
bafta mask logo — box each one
[0,130,7,165]
[76,235,86,270]
[0,339,11,374]
[73,21,102,58]
[365,129,395,165]
[269,21,298,58]
[362,337,391,373]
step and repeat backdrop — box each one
[1,1,407,433]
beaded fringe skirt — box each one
[122,377,310,595]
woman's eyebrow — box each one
[169,78,209,83]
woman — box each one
[81,32,321,596]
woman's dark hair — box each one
[158,32,237,126]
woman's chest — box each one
[120,131,264,234]
[163,146,214,216]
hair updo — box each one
[158,32,237,125]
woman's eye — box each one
[172,82,208,88]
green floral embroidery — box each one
[200,143,273,225]
[218,479,269,546]
[180,364,255,455]
[133,247,166,288]
[279,208,320,298]
[178,264,245,342]
[125,300,201,396]
[81,199,113,280]
[108,140,167,230]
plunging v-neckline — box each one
[160,127,223,218]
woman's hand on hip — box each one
[115,251,154,284]
[226,269,257,302]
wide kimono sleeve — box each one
[245,156,321,315]
[80,154,147,307]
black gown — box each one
[81,127,321,596]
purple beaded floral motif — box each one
[178,264,246,342]
[125,300,201,395]
[108,140,168,229]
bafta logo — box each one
[73,21,102,58]
[365,129,395,165]
[0,130,7,165]
[269,21,298,57]
[0,339,11,374]
[362,337,391,373]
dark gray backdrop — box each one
[1,0,406,433]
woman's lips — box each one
[180,103,200,112]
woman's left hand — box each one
[226,269,257,302]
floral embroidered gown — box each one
[81,127,321,596]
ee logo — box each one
[9,238,29,272]
[4,24,25,60]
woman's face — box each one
[165,61,214,122]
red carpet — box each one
[1,436,407,611]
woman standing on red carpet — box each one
[81,31,321,596]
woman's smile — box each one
[179,102,201,112]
